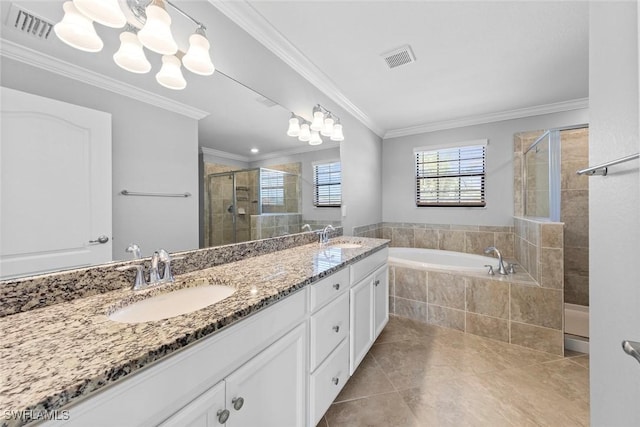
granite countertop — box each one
[0,237,388,425]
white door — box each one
[0,87,112,279]
[373,265,389,338]
[350,275,374,374]
[225,323,306,427]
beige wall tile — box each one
[395,297,427,323]
[561,190,589,217]
[464,231,495,255]
[395,267,427,302]
[466,313,509,343]
[392,227,415,248]
[563,215,589,248]
[539,248,564,289]
[427,304,465,331]
[565,274,590,306]
[427,272,465,310]
[510,322,564,355]
[540,223,564,248]
[561,161,590,190]
[564,247,589,276]
[494,232,515,259]
[438,230,465,252]
[466,277,509,318]
[510,284,563,330]
[414,228,439,249]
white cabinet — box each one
[225,323,307,427]
[349,249,389,375]
[162,323,306,427]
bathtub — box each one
[388,247,498,273]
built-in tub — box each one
[388,247,498,273]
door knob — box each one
[89,235,109,244]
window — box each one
[260,169,284,206]
[415,142,486,207]
[313,161,341,207]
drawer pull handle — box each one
[333,283,340,290]
[333,325,340,333]
[374,279,380,287]
[217,409,230,424]
[232,397,244,411]
[332,377,339,385]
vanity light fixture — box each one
[54,0,215,90]
[286,104,344,145]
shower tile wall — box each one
[560,129,589,306]
[203,163,237,247]
[251,214,302,239]
[261,162,302,214]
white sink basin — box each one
[330,243,363,249]
[109,285,236,324]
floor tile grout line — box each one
[370,344,401,392]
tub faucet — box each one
[302,224,312,232]
[484,246,509,275]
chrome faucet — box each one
[301,224,312,232]
[125,243,141,259]
[117,248,179,291]
[149,251,162,284]
[320,225,335,245]
[158,249,176,284]
[484,246,509,275]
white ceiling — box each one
[222,0,589,138]
[0,1,589,154]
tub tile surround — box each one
[0,228,343,318]
[388,263,563,355]
[0,235,387,424]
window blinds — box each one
[313,161,341,207]
[260,170,285,206]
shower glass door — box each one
[524,130,561,221]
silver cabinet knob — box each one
[217,409,230,424]
[89,235,109,244]
[333,283,340,290]
[333,325,340,333]
[232,397,244,411]
[331,377,339,385]
[374,279,380,287]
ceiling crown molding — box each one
[0,38,209,120]
[384,98,589,139]
[208,0,384,138]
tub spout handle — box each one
[622,340,640,365]
[484,265,495,276]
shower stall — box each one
[522,126,590,348]
[204,168,301,246]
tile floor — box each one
[318,315,589,427]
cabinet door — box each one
[160,381,226,427]
[225,323,307,427]
[350,275,374,375]
[373,265,389,338]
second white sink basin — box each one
[109,285,236,324]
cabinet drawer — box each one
[350,248,388,285]
[309,338,349,426]
[309,267,349,312]
[310,292,349,370]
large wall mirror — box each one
[0,1,341,280]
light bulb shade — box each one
[330,124,344,141]
[113,31,151,73]
[156,55,186,90]
[287,116,301,137]
[321,116,335,137]
[73,0,126,28]
[54,1,103,52]
[298,124,311,142]
[309,131,323,146]
[183,31,215,76]
[310,110,324,131]
[137,3,177,55]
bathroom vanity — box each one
[0,236,388,427]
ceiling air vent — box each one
[5,3,54,40]
[381,45,416,69]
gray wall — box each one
[589,2,640,424]
[250,147,342,223]
[1,58,200,259]
[382,110,588,226]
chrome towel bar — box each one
[120,190,191,198]
[576,153,639,176]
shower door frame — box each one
[523,130,561,221]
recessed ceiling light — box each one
[250,148,259,153]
